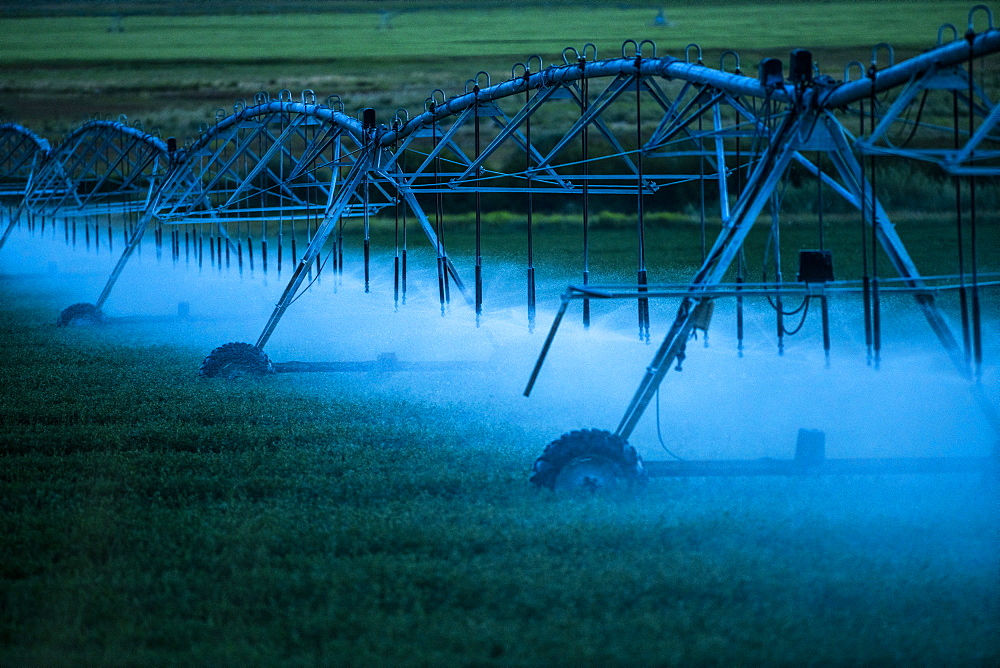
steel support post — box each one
[614,111,803,440]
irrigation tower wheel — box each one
[199,342,274,379]
[530,429,647,491]
[56,302,104,327]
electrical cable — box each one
[655,386,685,460]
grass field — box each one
[1,265,998,665]
[2,2,977,63]
[0,1,987,137]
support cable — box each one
[432,104,446,310]
[859,89,873,363]
[474,87,483,321]
[869,64,882,367]
[966,28,982,381]
[525,72,537,330]
[636,61,649,342]
[953,91,971,369]
[581,59,591,329]
[393,122,401,307]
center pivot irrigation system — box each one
[1,7,998,489]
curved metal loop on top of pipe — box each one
[423,88,447,113]
[621,39,639,58]
[638,39,656,58]
[465,70,491,94]
[393,108,409,131]
[511,62,528,80]
[326,95,344,112]
[301,89,316,105]
[720,50,741,74]
[118,114,128,125]
[278,89,293,103]
[215,108,226,123]
[562,46,581,65]
[844,61,866,83]
[582,43,598,62]
[254,91,270,105]
[871,42,894,68]
[685,43,703,65]
[234,98,247,113]
[968,4,994,32]
[938,23,959,45]
[526,54,543,75]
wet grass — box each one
[1,266,998,665]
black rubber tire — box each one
[199,342,274,379]
[56,302,104,327]
[529,428,647,491]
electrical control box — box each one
[758,57,784,88]
[789,48,813,84]
[797,249,834,283]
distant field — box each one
[0,1,984,136]
[0,2,977,64]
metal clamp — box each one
[278,89,293,103]
[301,89,316,105]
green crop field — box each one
[0,0,988,137]
[0,274,997,665]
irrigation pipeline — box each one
[0,14,997,426]
[524,274,1000,407]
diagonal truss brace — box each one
[606,109,974,440]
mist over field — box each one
[4,220,996,464]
